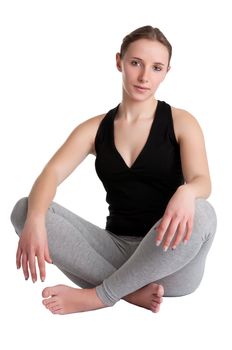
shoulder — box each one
[72,113,106,155]
[69,113,106,139]
[80,113,106,129]
[170,105,203,144]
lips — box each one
[134,85,150,90]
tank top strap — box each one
[150,100,178,147]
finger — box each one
[16,244,22,269]
[44,244,53,264]
[37,253,46,282]
[155,214,172,245]
[28,252,37,283]
[162,218,180,251]
[183,219,193,244]
[22,253,29,280]
[171,220,188,249]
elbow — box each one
[206,178,212,198]
[200,175,212,199]
[184,174,212,199]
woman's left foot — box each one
[42,284,107,315]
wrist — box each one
[26,211,46,224]
[177,184,196,198]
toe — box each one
[152,296,163,304]
[52,308,63,315]
[42,300,51,309]
[42,299,49,306]
[42,286,57,298]
[43,298,57,307]
[157,284,164,297]
[50,304,61,313]
[43,300,62,313]
[150,283,164,298]
[48,303,58,311]
[42,287,51,298]
[151,301,160,313]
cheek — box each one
[152,72,167,86]
[160,70,168,81]
[123,65,137,80]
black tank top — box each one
[94,100,184,237]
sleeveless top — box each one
[94,100,185,237]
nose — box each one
[138,66,149,83]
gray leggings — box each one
[10,197,217,307]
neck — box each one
[118,91,158,122]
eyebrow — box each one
[130,56,165,66]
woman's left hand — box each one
[155,185,196,251]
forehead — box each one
[125,38,169,63]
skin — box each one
[16,38,211,315]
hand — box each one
[16,218,52,282]
[155,185,195,251]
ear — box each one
[116,52,122,72]
[167,65,171,72]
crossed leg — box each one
[11,198,164,313]
[11,197,216,315]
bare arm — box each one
[155,107,212,250]
[26,114,104,220]
[175,108,211,199]
[17,113,105,282]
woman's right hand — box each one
[16,218,53,282]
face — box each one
[116,39,170,101]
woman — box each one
[10,25,217,315]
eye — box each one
[153,66,162,72]
[131,60,141,67]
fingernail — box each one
[184,240,188,245]
[156,240,161,246]
[163,246,168,252]
[172,245,176,250]
[32,278,36,283]
[41,277,45,282]
[25,277,29,281]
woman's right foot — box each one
[123,283,164,313]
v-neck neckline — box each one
[111,100,161,170]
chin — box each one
[124,90,152,102]
[124,86,154,101]
[129,92,154,102]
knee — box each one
[10,197,28,234]
[194,198,217,236]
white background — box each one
[1,0,231,349]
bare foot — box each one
[42,284,108,315]
[123,283,164,313]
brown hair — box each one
[120,25,172,66]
